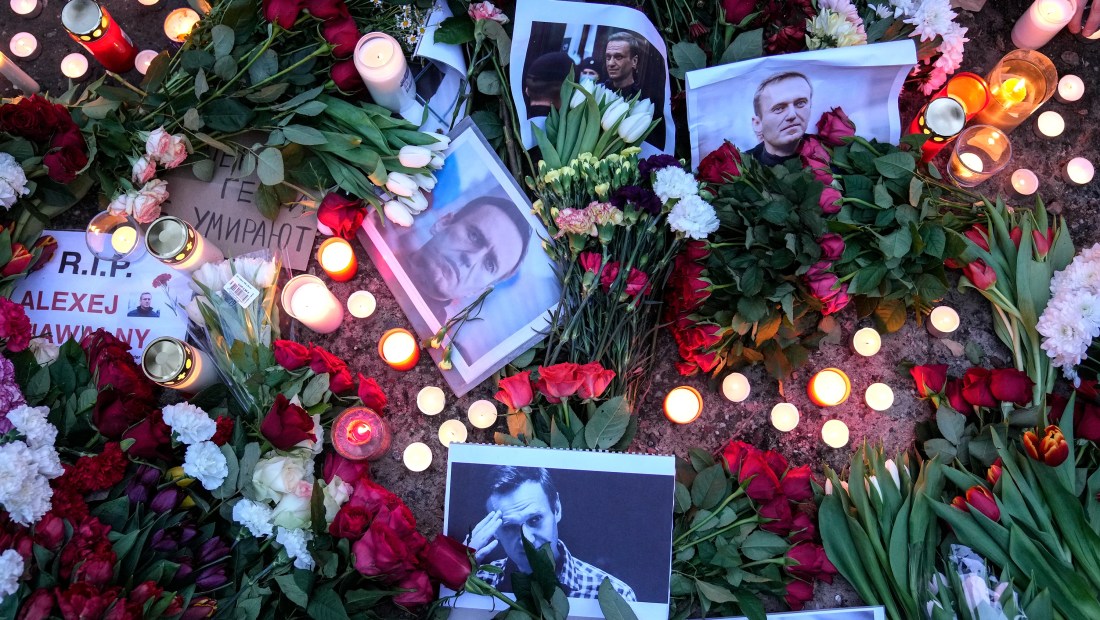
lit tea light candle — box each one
[1056,74,1084,103]
[138,0,160,6]
[403,442,432,472]
[135,49,158,75]
[379,328,419,371]
[807,368,851,407]
[10,0,41,18]
[1012,0,1076,50]
[60,53,90,80]
[111,225,138,254]
[347,290,376,318]
[770,403,799,432]
[353,32,423,121]
[141,336,219,393]
[822,419,850,448]
[468,399,498,429]
[976,50,1057,133]
[281,274,344,334]
[164,7,201,42]
[928,306,961,338]
[417,386,445,415]
[146,215,224,273]
[9,33,39,60]
[865,383,895,411]
[1065,157,1095,185]
[1035,110,1064,137]
[438,419,468,447]
[721,372,750,403]
[851,327,882,357]
[664,386,703,424]
[1011,169,1039,195]
[317,237,358,282]
[0,51,38,94]
[332,407,392,461]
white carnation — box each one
[162,402,216,445]
[30,445,63,479]
[0,442,36,497]
[6,405,57,449]
[668,194,720,240]
[0,549,23,602]
[0,152,30,210]
[183,441,229,490]
[232,498,275,538]
[4,473,53,526]
[652,167,699,203]
[276,527,315,571]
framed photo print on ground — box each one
[359,118,560,396]
[440,443,676,619]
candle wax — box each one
[417,386,446,415]
[770,403,799,432]
[10,0,40,16]
[111,226,137,254]
[381,330,418,369]
[289,282,331,318]
[822,419,850,448]
[852,327,882,357]
[721,373,751,403]
[359,37,397,69]
[318,237,357,281]
[403,442,432,471]
[135,50,157,75]
[1011,169,1039,195]
[958,152,985,174]
[347,290,376,318]
[1056,75,1084,103]
[9,33,37,58]
[164,8,201,42]
[468,400,498,429]
[348,422,372,444]
[1066,158,1095,185]
[61,53,89,79]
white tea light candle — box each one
[467,400,498,429]
[1056,74,1084,103]
[417,386,445,415]
[281,274,344,334]
[770,403,799,432]
[403,442,432,472]
[1035,110,1064,137]
[163,7,201,42]
[9,32,39,59]
[1011,169,1039,195]
[135,50,158,75]
[851,327,882,357]
[347,290,376,318]
[928,306,960,338]
[138,0,160,6]
[865,383,895,411]
[10,0,41,18]
[60,53,89,80]
[438,419,468,447]
[664,386,703,424]
[822,419,850,448]
[1065,157,1095,185]
[721,373,750,403]
[110,226,138,254]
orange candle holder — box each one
[318,237,358,282]
[379,328,419,371]
[664,386,703,424]
[807,368,851,407]
[332,407,391,461]
[940,72,991,120]
[974,50,1057,133]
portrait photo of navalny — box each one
[359,120,559,397]
[442,444,676,619]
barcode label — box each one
[223,274,260,308]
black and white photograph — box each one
[510,0,675,154]
[708,606,886,620]
[359,120,559,397]
[685,40,918,168]
[441,444,676,620]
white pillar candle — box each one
[865,383,895,411]
[927,306,960,338]
[347,290,376,318]
[1034,110,1064,137]
[770,403,799,432]
[1011,0,1075,49]
[281,274,344,334]
[851,327,882,357]
[1011,169,1039,195]
[438,419,468,447]
[10,0,41,18]
[164,7,201,43]
[403,442,432,472]
[9,33,39,60]
[353,32,423,122]
[146,216,224,272]
[60,53,89,80]
[468,400,498,429]
[0,51,37,94]
[417,386,446,415]
[822,419,850,448]
[1065,157,1095,185]
[1056,74,1084,103]
[721,372,751,403]
[135,50,158,75]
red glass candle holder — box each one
[908,72,992,163]
[332,407,391,461]
[62,0,137,73]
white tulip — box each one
[868,475,882,500]
[617,114,649,143]
[425,135,450,151]
[399,191,428,214]
[594,84,615,105]
[385,172,417,197]
[824,479,833,495]
[601,100,630,131]
[884,459,901,489]
[630,98,654,118]
[398,145,432,168]
[413,173,437,191]
[384,200,414,227]
[430,154,445,170]
[571,78,595,109]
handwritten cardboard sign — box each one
[11,231,190,357]
[161,150,317,270]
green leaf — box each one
[598,579,638,620]
[690,463,729,511]
[180,49,214,72]
[213,443,240,499]
[275,572,310,609]
[183,107,205,131]
[583,396,629,449]
[476,70,502,95]
[301,372,330,408]
[935,405,966,444]
[670,42,706,74]
[878,227,913,258]
[282,125,327,146]
[873,298,907,332]
[719,28,764,64]
[296,100,327,117]
[434,15,475,45]
[306,587,351,620]
[213,55,238,81]
[248,49,279,84]
[741,529,788,561]
[203,98,254,132]
[256,147,284,185]
[191,158,215,182]
[238,442,262,498]
[193,70,209,99]
[694,579,738,604]
[874,151,917,179]
[211,24,235,58]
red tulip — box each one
[909,364,948,397]
[963,259,997,290]
[986,457,1002,486]
[965,486,1000,521]
[1022,425,1069,466]
[1033,227,1053,257]
[964,224,991,252]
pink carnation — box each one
[0,297,31,352]
[555,207,596,238]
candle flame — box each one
[348,421,372,444]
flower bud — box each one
[426,135,450,151]
[399,190,428,214]
[384,200,414,227]
[414,173,437,191]
[398,145,433,168]
[601,100,630,131]
[617,114,650,143]
[385,172,417,197]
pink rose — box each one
[468,1,508,24]
[818,233,845,260]
[133,179,169,224]
[161,133,190,168]
[816,107,856,147]
[132,156,156,184]
[819,186,842,214]
[145,128,172,162]
[107,192,136,217]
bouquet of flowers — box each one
[1036,242,1100,386]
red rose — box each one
[331,504,371,539]
[331,59,364,92]
[30,235,58,273]
[393,570,434,607]
[273,339,310,370]
[722,440,756,472]
[424,535,473,590]
[34,512,65,550]
[780,465,814,501]
[310,345,347,375]
[767,24,807,54]
[353,523,419,578]
[303,0,348,20]
[2,243,33,277]
[945,379,970,413]
[495,371,534,410]
[17,588,55,620]
[263,0,301,28]
[535,363,585,403]
[375,503,421,539]
[784,578,814,610]
[92,389,147,438]
[122,410,173,461]
[575,362,615,400]
[963,259,997,290]
[988,368,1033,405]
[261,394,316,450]
[763,450,788,477]
[961,368,997,408]
[964,485,1000,521]
[819,186,842,214]
[964,224,991,252]
[799,135,830,171]
[44,128,88,184]
[804,262,849,314]
[330,368,354,394]
[789,510,816,543]
[909,364,948,397]
[96,362,151,399]
[816,107,856,147]
[317,192,367,240]
[0,95,63,141]
[357,374,388,411]
[323,451,371,486]
[818,233,845,261]
[55,583,119,620]
[738,452,780,502]
[74,550,117,588]
[697,141,742,184]
[786,543,836,583]
[211,416,234,445]
[347,480,403,515]
[759,496,793,535]
[322,16,360,59]
[1076,401,1100,442]
[0,297,31,352]
[722,0,756,24]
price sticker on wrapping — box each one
[223,274,259,308]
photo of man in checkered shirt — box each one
[467,465,637,601]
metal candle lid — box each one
[141,336,189,384]
[145,216,193,262]
[923,97,966,138]
[62,0,107,37]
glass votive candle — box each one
[9,33,39,60]
[438,419,468,447]
[1011,169,1040,195]
[60,53,89,80]
[1034,110,1064,137]
[1055,74,1084,103]
[10,0,42,18]
[145,215,224,273]
[865,383,895,411]
[347,290,376,318]
[281,274,344,334]
[807,368,851,407]
[135,50,158,75]
[417,386,445,415]
[164,7,201,42]
[948,125,1013,188]
[975,50,1057,133]
[664,386,703,424]
[86,211,146,262]
[822,419,850,448]
[141,336,218,393]
[468,400,498,429]
[332,407,392,461]
[379,328,419,371]
[721,373,750,403]
[1065,157,1095,185]
[403,442,432,472]
[851,327,882,357]
[927,306,961,338]
[770,403,799,432]
[317,237,358,282]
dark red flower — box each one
[818,233,845,261]
[767,24,807,54]
[986,457,1002,486]
[303,0,348,20]
[74,550,117,588]
[786,543,837,583]
[909,364,948,397]
[330,368,354,394]
[424,535,473,590]
[687,21,709,39]
[310,345,347,375]
[0,95,68,141]
[331,59,365,92]
[17,588,55,620]
[535,363,584,403]
[697,141,742,184]
[722,0,756,24]
[0,297,31,352]
[43,128,88,184]
[961,367,997,408]
[784,578,814,610]
[1032,227,1053,257]
[33,512,64,550]
[1076,401,1100,442]
[963,259,997,290]
[816,107,856,147]
[55,583,119,620]
[317,192,367,240]
[322,16,360,59]
[964,485,1000,521]
[263,0,301,28]
[65,442,127,493]
[721,440,756,472]
[273,339,311,370]
[781,465,814,502]
[261,394,316,450]
[211,416,234,445]
[122,410,173,461]
[945,379,970,413]
[739,452,780,502]
[759,496,793,535]
[393,570,434,606]
[323,451,371,486]
[819,186,842,215]
[789,510,816,543]
[988,368,1034,405]
[352,522,420,578]
[357,374,388,411]
[29,235,58,273]
[92,388,148,438]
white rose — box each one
[28,337,59,366]
[322,476,352,523]
[398,145,432,168]
[145,127,172,161]
[271,490,312,530]
[252,453,313,503]
[183,441,229,490]
[107,192,137,216]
